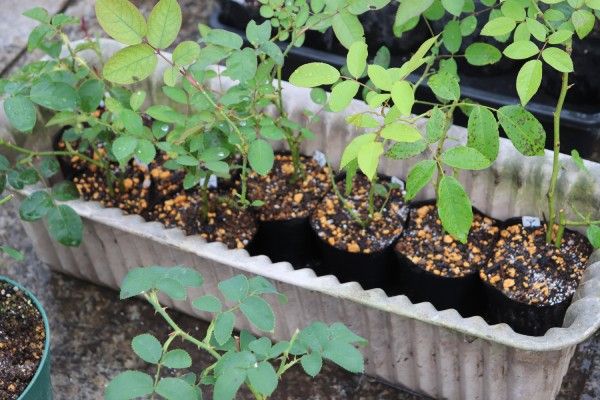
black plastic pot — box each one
[247,217,320,268]
[313,233,399,293]
[211,1,600,162]
[481,279,571,336]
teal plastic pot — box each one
[0,276,52,400]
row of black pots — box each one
[211,1,600,162]
[248,199,577,337]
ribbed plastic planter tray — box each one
[2,40,600,400]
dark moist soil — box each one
[149,187,257,250]
[396,204,500,277]
[481,223,593,306]
[247,154,332,221]
[310,174,407,254]
[0,282,45,400]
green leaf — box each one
[147,0,181,49]
[246,20,271,46]
[395,0,434,27]
[391,81,414,116]
[192,295,222,313]
[4,95,36,132]
[526,18,547,41]
[572,9,595,39]
[467,106,499,162]
[240,295,275,332]
[213,368,245,400]
[23,7,50,23]
[367,64,392,91]
[30,81,79,111]
[214,311,235,345]
[329,80,359,112]
[289,62,340,88]
[465,43,501,66]
[155,377,196,400]
[426,107,447,143]
[248,337,271,356]
[541,47,574,73]
[481,16,516,36]
[571,149,588,172]
[131,333,162,364]
[340,133,376,168]
[112,136,138,162]
[587,225,600,249]
[162,349,192,369]
[405,159,436,200]
[516,59,542,106]
[301,352,323,377]
[105,371,153,400]
[310,88,328,105]
[173,41,201,66]
[428,72,459,101]
[135,139,156,164]
[204,29,243,49]
[129,90,146,111]
[0,246,24,262]
[461,15,478,36]
[224,48,257,82]
[503,41,539,60]
[146,105,181,123]
[218,275,249,302]
[247,361,278,396]
[441,0,464,16]
[548,30,574,45]
[443,20,462,53]
[437,176,472,243]
[19,191,53,221]
[323,340,364,373]
[95,0,147,45]
[381,123,422,142]
[40,157,59,178]
[347,41,368,79]
[497,105,546,156]
[79,79,105,112]
[501,0,525,20]
[357,141,384,181]
[442,146,492,170]
[248,139,274,176]
[47,205,83,246]
[332,11,365,49]
[103,44,158,84]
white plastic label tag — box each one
[199,175,218,189]
[391,176,405,191]
[313,150,327,167]
[522,216,541,227]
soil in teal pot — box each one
[0,281,46,399]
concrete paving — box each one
[1,0,598,399]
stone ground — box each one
[1,0,599,399]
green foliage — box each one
[103,44,158,84]
[95,0,147,45]
[147,0,182,49]
[289,62,340,88]
[108,267,366,400]
[437,176,473,243]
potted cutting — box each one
[106,266,366,400]
[0,198,52,400]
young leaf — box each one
[105,371,154,400]
[218,275,249,302]
[103,44,158,84]
[465,43,501,66]
[437,176,473,243]
[391,81,414,116]
[247,362,277,397]
[571,149,588,172]
[147,0,182,49]
[322,340,364,373]
[329,80,359,112]
[192,295,222,313]
[395,0,434,27]
[497,105,546,156]
[541,47,574,73]
[571,9,595,39]
[442,20,462,53]
[381,123,422,142]
[112,136,138,162]
[161,349,192,369]
[246,20,271,46]
[47,204,83,246]
[481,16,516,36]
[503,41,539,60]
[347,41,368,79]
[442,146,492,170]
[214,311,235,345]
[357,141,383,181]
[405,160,436,200]
[224,48,257,82]
[587,225,600,249]
[289,62,340,88]
[240,295,275,332]
[19,191,53,221]
[428,72,459,101]
[516,59,542,106]
[204,29,243,49]
[301,353,323,377]
[467,106,499,162]
[340,133,376,168]
[30,81,79,111]
[526,17,547,41]
[173,41,200,66]
[4,95,36,132]
[441,0,464,16]
[332,11,365,49]
[213,368,245,400]
[0,246,24,262]
[79,79,105,112]
[131,333,162,364]
[367,65,392,91]
[155,377,196,400]
[426,107,447,143]
[129,90,146,111]
[548,30,574,45]
[95,0,147,45]
[248,139,274,176]
[135,140,156,164]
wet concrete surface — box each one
[1,0,599,399]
